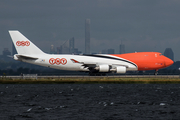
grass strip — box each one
[1,77,180,84]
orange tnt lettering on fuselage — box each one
[49,58,67,65]
[110,52,170,71]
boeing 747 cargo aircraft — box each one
[9,31,174,75]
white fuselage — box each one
[21,54,137,72]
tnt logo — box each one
[49,58,67,65]
[16,41,30,46]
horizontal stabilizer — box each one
[16,55,38,60]
[7,55,14,58]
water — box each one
[0,84,180,120]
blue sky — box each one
[1,0,180,60]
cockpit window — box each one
[159,54,162,56]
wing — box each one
[70,59,127,73]
[71,59,96,68]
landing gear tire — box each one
[154,70,158,75]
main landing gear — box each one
[154,70,158,75]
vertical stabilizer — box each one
[9,31,45,55]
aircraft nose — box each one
[164,57,174,67]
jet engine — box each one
[115,66,126,73]
[98,64,110,72]
[95,65,126,73]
